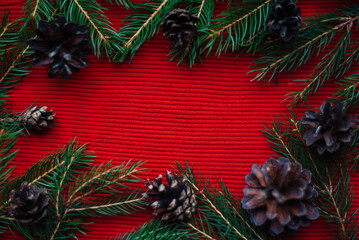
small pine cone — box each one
[302,102,358,155]
[9,182,49,225]
[161,9,199,47]
[21,106,56,132]
[242,158,319,236]
[268,0,302,42]
[143,171,197,221]
[28,17,91,79]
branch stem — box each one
[124,0,169,48]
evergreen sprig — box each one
[176,162,268,240]
[0,139,146,240]
[111,218,187,240]
[104,0,133,9]
[57,0,123,59]
[250,5,359,107]
[203,0,273,57]
[262,113,359,240]
[333,73,359,111]
[114,0,181,62]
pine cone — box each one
[28,17,91,79]
[242,157,319,236]
[302,102,358,155]
[9,182,49,225]
[268,0,302,42]
[161,9,199,47]
[143,171,197,221]
[21,106,56,132]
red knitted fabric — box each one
[1,0,358,239]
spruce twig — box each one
[114,0,181,62]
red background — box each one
[1,0,358,239]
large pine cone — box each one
[143,171,197,221]
[268,0,302,42]
[21,106,56,132]
[302,102,358,155]
[161,9,199,47]
[9,182,49,225]
[242,158,319,236]
[28,17,91,79]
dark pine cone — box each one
[268,0,302,42]
[21,106,56,132]
[143,171,197,221]
[28,17,91,79]
[302,102,358,155]
[161,9,199,47]
[9,182,49,225]
[242,157,319,236]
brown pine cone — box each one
[302,102,358,155]
[143,171,197,221]
[21,106,56,132]
[9,182,49,225]
[242,157,319,235]
[27,17,91,79]
[161,9,199,47]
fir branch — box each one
[58,0,123,59]
[104,0,133,9]
[333,73,359,111]
[176,162,267,240]
[22,0,55,28]
[250,7,359,83]
[114,0,181,62]
[286,27,352,107]
[111,219,187,240]
[1,139,144,239]
[68,160,144,204]
[262,113,359,239]
[202,0,273,57]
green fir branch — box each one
[57,0,123,59]
[176,162,267,240]
[250,6,359,83]
[286,28,352,107]
[22,0,55,30]
[111,219,187,240]
[0,139,145,239]
[333,73,359,111]
[114,0,181,62]
[203,0,273,57]
[262,113,359,240]
[68,190,144,217]
[104,0,133,9]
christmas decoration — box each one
[161,9,199,47]
[302,102,358,155]
[268,0,302,42]
[143,171,197,221]
[242,157,319,236]
[21,106,56,132]
[27,17,91,79]
[1,1,359,239]
[8,182,49,225]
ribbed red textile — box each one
[1,0,358,239]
